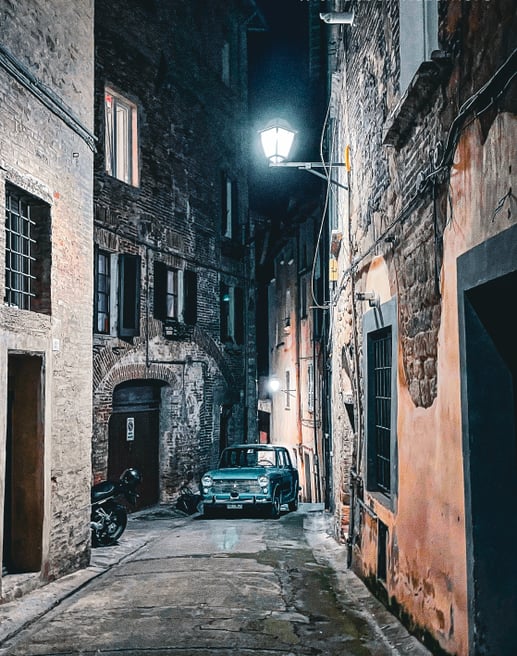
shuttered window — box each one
[118,254,140,337]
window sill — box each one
[367,489,394,513]
[383,52,451,149]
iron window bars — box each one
[5,189,36,310]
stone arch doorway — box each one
[108,380,162,510]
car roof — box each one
[223,444,282,451]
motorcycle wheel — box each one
[92,504,127,547]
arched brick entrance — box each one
[108,380,162,509]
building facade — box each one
[0,1,94,597]
[326,1,517,654]
[264,206,327,504]
[92,0,260,506]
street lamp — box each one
[259,119,349,190]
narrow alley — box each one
[0,506,429,656]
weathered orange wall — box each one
[355,113,516,655]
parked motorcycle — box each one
[90,468,142,546]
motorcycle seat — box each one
[91,480,118,502]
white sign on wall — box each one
[126,417,135,441]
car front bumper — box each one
[202,494,272,509]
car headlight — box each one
[201,474,213,488]
[258,475,269,489]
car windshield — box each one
[219,448,277,468]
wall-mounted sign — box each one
[126,417,135,441]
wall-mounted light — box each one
[355,291,380,309]
[259,119,297,164]
[319,11,354,25]
[259,120,349,190]
[267,375,296,398]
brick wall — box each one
[92,0,257,497]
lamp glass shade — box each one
[260,122,296,163]
[267,376,281,393]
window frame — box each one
[307,361,315,413]
[221,173,239,241]
[399,0,439,95]
[94,248,111,334]
[220,282,244,345]
[4,184,51,315]
[364,297,398,511]
[104,87,139,186]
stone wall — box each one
[0,0,94,585]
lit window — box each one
[105,88,139,186]
[4,185,51,314]
[221,174,238,240]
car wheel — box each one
[288,496,299,512]
[270,491,281,519]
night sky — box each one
[248,0,322,217]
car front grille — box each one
[212,479,262,495]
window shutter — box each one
[184,270,197,325]
[153,261,167,321]
[234,286,244,344]
[118,254,140,337]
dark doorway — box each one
[304,452,313,503]
[219,405,232,454]
[108,381,161,510]
[258,410,270,444]
[459,246,517,654]
[3,354,44,573]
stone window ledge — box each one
[383,52,451,149]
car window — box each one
[219,448,276,468]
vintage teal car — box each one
[201,444,300,519]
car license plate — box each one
[227,503,243,510]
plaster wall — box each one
[354,113,516,656]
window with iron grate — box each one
[4,185,51,314]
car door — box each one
[277,449,292,502]
[280,449,297,501]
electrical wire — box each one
[333,45,517,300]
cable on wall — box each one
[0,44,97,152]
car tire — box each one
[270,491,281,519]
[288,496,299,512]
